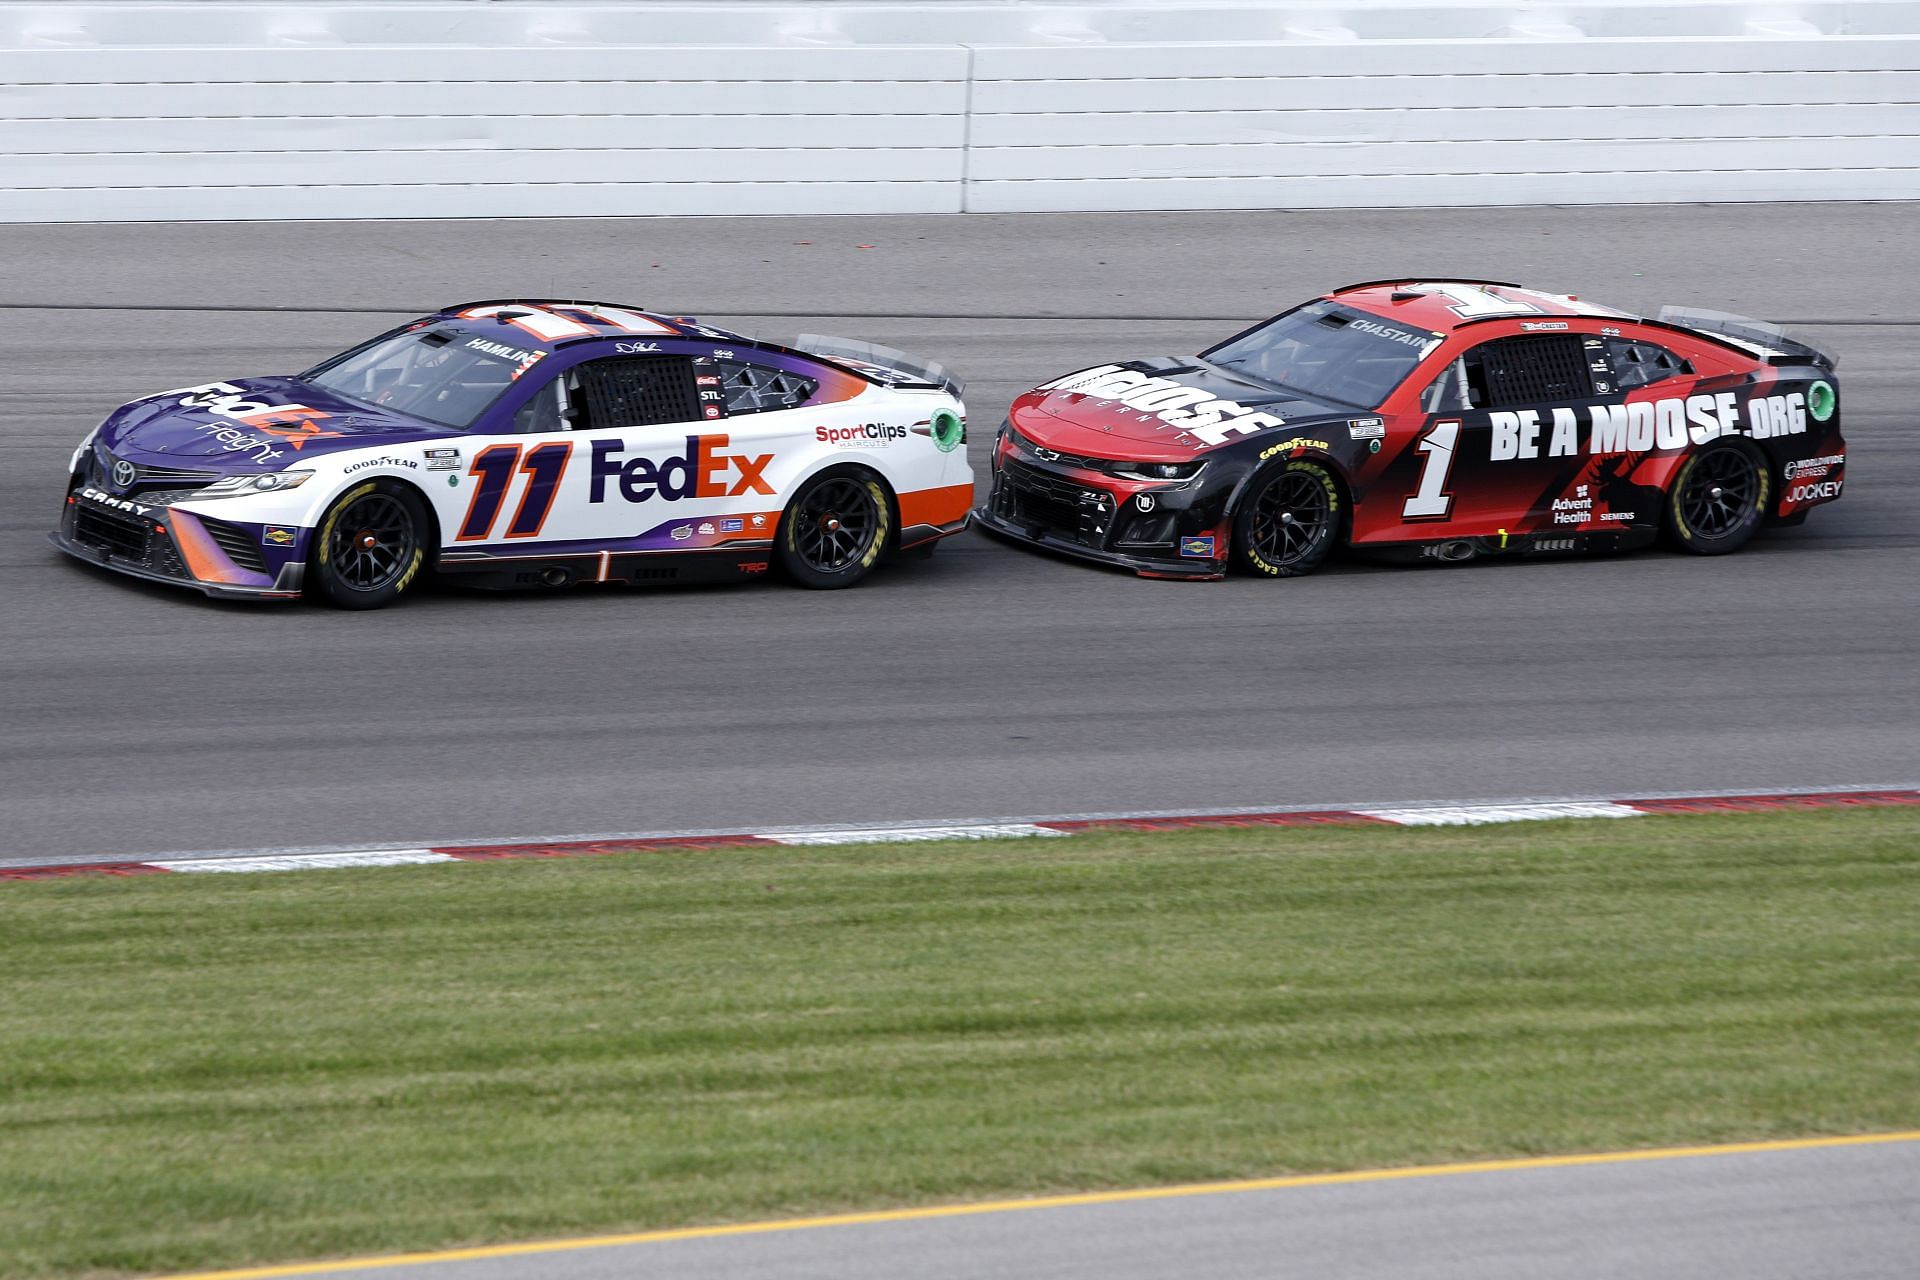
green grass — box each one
[2,808,1917,1279]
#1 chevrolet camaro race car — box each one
[978,279,1844,579]
[53,299,972,607]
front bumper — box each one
[52,490,304,600]
[978,451,1227,579]
[974,505,1221,579]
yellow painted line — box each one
[157,1130,1920,1280]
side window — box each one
[513,355,702,433]
[1422,357,1471,413]
[710,359,817,415]
[513,378,565,433]
[1603,337,1692,391]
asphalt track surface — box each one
[3,203,1918,864]
[178,1137,1920,1280]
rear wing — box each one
[793,334,964,398]
[1656,306,1838,370]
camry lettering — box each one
[80,487,152,516]
[589,435,775,504]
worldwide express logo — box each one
[589,435,773,503]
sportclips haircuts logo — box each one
[589,435,773,503]
[816,423,908,447]
[1036,365,1286,447]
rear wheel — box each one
[1667,444,1769,555]
[309,481,429,609]
[776,467,892,589]
[1233,461,1340,578]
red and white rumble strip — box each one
[7,787,1917,881]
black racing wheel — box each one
[309,481,430,609]
[1666,443,1770,556]
[776,466,893,589]
[1232,460,1340,578]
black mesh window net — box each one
[1476,335,1594,407]
[574,356,703,429]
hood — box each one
[98,376,455,470]
[1010,358,1351,460]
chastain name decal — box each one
[1343,318,1436,349]
[1036,365,1288,447]
[1490,390,1815,462]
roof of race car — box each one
[425,299,728,350]
[1325,279,1635,333]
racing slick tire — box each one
[776,465,894,590]
[1232,460,1341,578]
[308,480,431,609]
[1665,442,1771,556]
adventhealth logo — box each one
[589,435,774,503]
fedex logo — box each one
[589,435,774,504]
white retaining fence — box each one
[2,1,1917,222]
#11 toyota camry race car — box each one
[978,279,1843,579]
[53,300,972,607]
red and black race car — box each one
[977,279,1843,579]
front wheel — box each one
[776,467,893,589]
[309,481,430,609]
[1666,443,1770,556]
[1232,460,1340,578]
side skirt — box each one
[434,546,775,592]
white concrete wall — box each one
[2,2,1917,222]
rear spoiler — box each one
[793,334,964,398]
[1656,306,1838,370]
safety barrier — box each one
[2,2,1916,221]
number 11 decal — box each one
[457,442,571,541]
[1402,420,1459,520]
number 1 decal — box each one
[457,442,571,541]
[1427,282,1540,319]
[1402,420,1460,520]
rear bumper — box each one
[899,510,972,550]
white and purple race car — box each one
[54,299,973,607]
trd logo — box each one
[589,435,774,504]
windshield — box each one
[1203,302,1443,409]
[304,328,546,429]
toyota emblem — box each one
[111,458,137,489]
